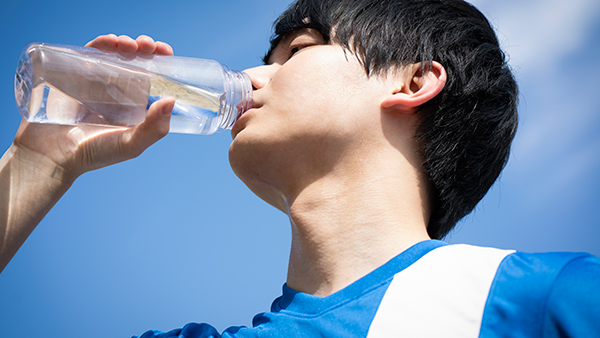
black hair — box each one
[266,0,519,239]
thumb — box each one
[122,97,175,158]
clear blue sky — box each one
[0,0,599,337]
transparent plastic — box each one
[14,43,252,134]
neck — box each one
[284,153,430,297]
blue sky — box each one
[0,0,599,337]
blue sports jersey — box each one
[136,240,600,338]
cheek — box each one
[270,63,351,119]
[271,67,320,105]
[264,48,372,138]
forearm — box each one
[0,144,75,273]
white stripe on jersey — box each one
[367,244,514,337]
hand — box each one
[13,34,176,181]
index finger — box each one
[154,41,174,56]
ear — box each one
[381,61,446,110]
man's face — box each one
[229,28,390,209]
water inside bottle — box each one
[18,76,225,134]
[149,75,224,134]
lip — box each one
[240,98,261,117]
[231,105,260,139]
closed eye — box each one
[290,46,301,56]
[267,28,325,65]
[289,44,312,57]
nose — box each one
[243,64,278,90]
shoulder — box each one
[491,251,600,301]
[480,250,600,337]
[545,254,600,337]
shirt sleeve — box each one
[544,255,600,337]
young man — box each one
[1,0,599,337]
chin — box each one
[228,132,259,181]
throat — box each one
[284,180,430,297]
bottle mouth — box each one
[219,66,253,132]
[237,71,253,115]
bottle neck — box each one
[219,65,252,131]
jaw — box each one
[228,126,357,214]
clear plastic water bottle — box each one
[14,43,252,134]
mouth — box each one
[238,97,260,116]
[231,103,261,139]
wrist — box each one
[6,142,78,190]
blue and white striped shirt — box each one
[138,240,600,338]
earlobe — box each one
[381,61,447,110]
